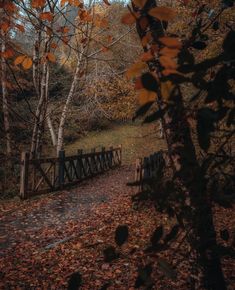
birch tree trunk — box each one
[1,30,11,156]
[56,52,83,154]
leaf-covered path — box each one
[0,165,157,289]
[0,165,234,289]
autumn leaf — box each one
[46,52,56,63]
[138,88,157,105]
[133,0,147,8]
[60,0,67,6]
[22,57,33,70]
[162,69,181,76]
[121,13,136,25]
[1,22,10,32]
[101,46,109,53]
[14,55,26,65]
[159,47,179,58]
[140,50,154,62]
[69,0,82,6]
[141,32,152,47]
[125,62,147,79]
[31,0,46,8]
[2,48,14,59]
[39,12,54,22]
[159,37,182,49]
[148,7,176,21]
[139,17,149,30]
[161,80,174,100]
[50,42,58,49]
[159,56,177,69]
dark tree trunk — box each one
[132,0,226,288]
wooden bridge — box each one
[20,146,122,199]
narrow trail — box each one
[0,166,134,255]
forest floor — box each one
[0,123,234,289]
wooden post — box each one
[101,147,105,170]
[109,146,113,167]
[58,150,65,189]
[91,148,95,174]
[77,149,83,179]
[135,158,142,194]
[119,144,122,165]
[20,151,29,199]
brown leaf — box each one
[138,89,157,105]
[140,50,154,62]
[148,6,176,21]
[121,13,136,25]
[133,0,147,8]
[39,12,54,22]
[125,62,147,79]
[31,0,46,8]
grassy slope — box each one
[65,122,166,165]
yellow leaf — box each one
[161,81,173,100]
[32,0,46,8]
[22,57,33,70]
[121,13,136,25]
[39,12,54,22]
[138,89,157,105]
[148,7,176,21]
[125,62,147,79]
[159,37,182,49]
[14,55,26,65]
[133,0,147,8]
[46,52,56,62]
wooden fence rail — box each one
[134,151,165,193]
[20,145,122,199]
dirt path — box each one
[0,165,234,290]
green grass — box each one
[65,122,166,165]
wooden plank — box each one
[58,150,65,189]
[34,162,54,192]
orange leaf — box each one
[121,13,136,25]
[135,78,143,90]
[148,7,176,21]
[50,42,58,49]
[133,0,147,8]
[14,55,26,65]
[125,62,147,79]
[46,52,56,62]
[2,48,14,59]
[32,0,46,8]
[138,89,157,105]
[103,0,111,5]
[22,57,33,70]
[61,0,67,6]
[1,22,10,32]
[159,37,182,49]
[162,69,182,76]
[94,18,109,28]
[159,56,177,69]
[141,32,152,47]
[161,81,174,100]
[159,47,179,58]
[140,50,154,62]
[69,0,81,6]
[39,12,54,22]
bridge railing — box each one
[20,145,122,199]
